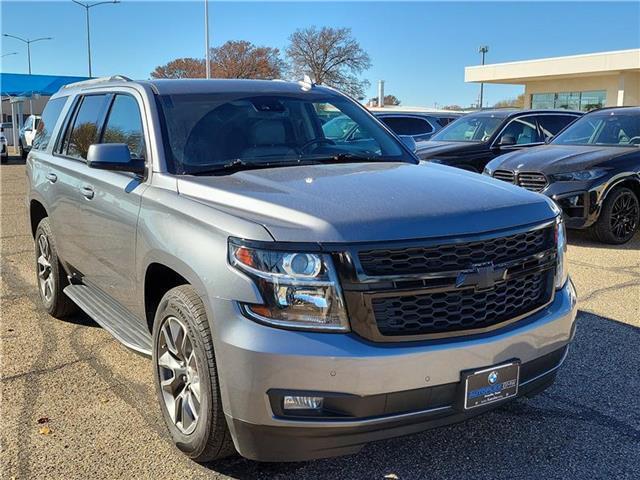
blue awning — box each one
[1,73,90,97]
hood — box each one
[177,162,557,243]
[492,144,637,174]
[416,141,487,160]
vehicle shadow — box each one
[568,229,640,250]
[1,155,26,166]
[206,311,639,480]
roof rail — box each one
[61,75,132,90]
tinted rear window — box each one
[381,117,433,135]
[32,97,67,151]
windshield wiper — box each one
[188,158,313,176]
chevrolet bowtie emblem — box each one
[456,263,507,291]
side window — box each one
[33,97,67,151]
[537,115,578,141]
[102,95,145,159]
[381,117,434,136]
[498,117,540,145]
[23,116,33,130]
[65,95,109,160]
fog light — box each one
[283,395,324,410]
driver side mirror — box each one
[87,143,145,174]
[498,134,517,147]
[399,135,417,153]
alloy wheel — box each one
[37,233,54,302]
[157,316,201,435]
[610,192,639,241]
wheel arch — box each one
[29,199,48,238]
[601,174,640,205]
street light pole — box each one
[2,34,53,74]
[72,0,120,78]
[478,45,489,109]
[204,0,211,79]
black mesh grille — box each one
[358,227,553,277]
[372,270,552,336]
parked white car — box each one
[19,115,40,159]
[0,127,8,163]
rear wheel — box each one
[591,187,639,244]
[34,218,78,317]
[19,141,27,160]
[152,285,235,462]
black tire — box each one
[152,285,235,462]
[590,187,640,244]
[1,155,7,164]
[34,218,78,318]
[19,141,27,160]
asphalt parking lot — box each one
[1,158,639,480]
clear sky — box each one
[1,1,639,107]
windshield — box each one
[157,92,410,174]
[552,111,640,147]
[431,114,504,142]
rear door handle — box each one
[80,186,95,199]
[46,173,57,183]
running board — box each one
[64,284,152,356]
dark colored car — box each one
[322,111,462,146]
[485,107,640,244]
[375,111,463,142]
[417,109,582,172]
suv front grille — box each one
[492,169,515,183]
[372,270,553,336]
[342,223,557,341]
[518,172,548,192]
[358,227,552,277]
[493,170,548,192]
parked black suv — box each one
[485,107,640,244]
[417,109,582,172]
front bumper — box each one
[213,280,578,461]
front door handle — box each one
[46,173,57,183]
[80,186,95,199]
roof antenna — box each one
[299,74,315,91]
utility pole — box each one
[205,0,211,78]
[2,34,52,74]
[478,45,489,109]
[72,0,120,77]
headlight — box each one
[550,168,608,182]
[555,216,568,289]
[229,240,349,331]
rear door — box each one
[74,92,149,314]
[49,94,111,272]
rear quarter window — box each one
[32,98,67,151]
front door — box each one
[74,93,148,315]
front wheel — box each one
[591,187,639,244]
[19,141,27,160]
[152,285,235,462]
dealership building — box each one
[465,49,640,111]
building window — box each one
[531,91,606,112]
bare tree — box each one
[286,26,371,98]
[151,41,284,80]
[150,58,205,79]
[210,40,285,79]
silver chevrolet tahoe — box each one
[27,76,577,462]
